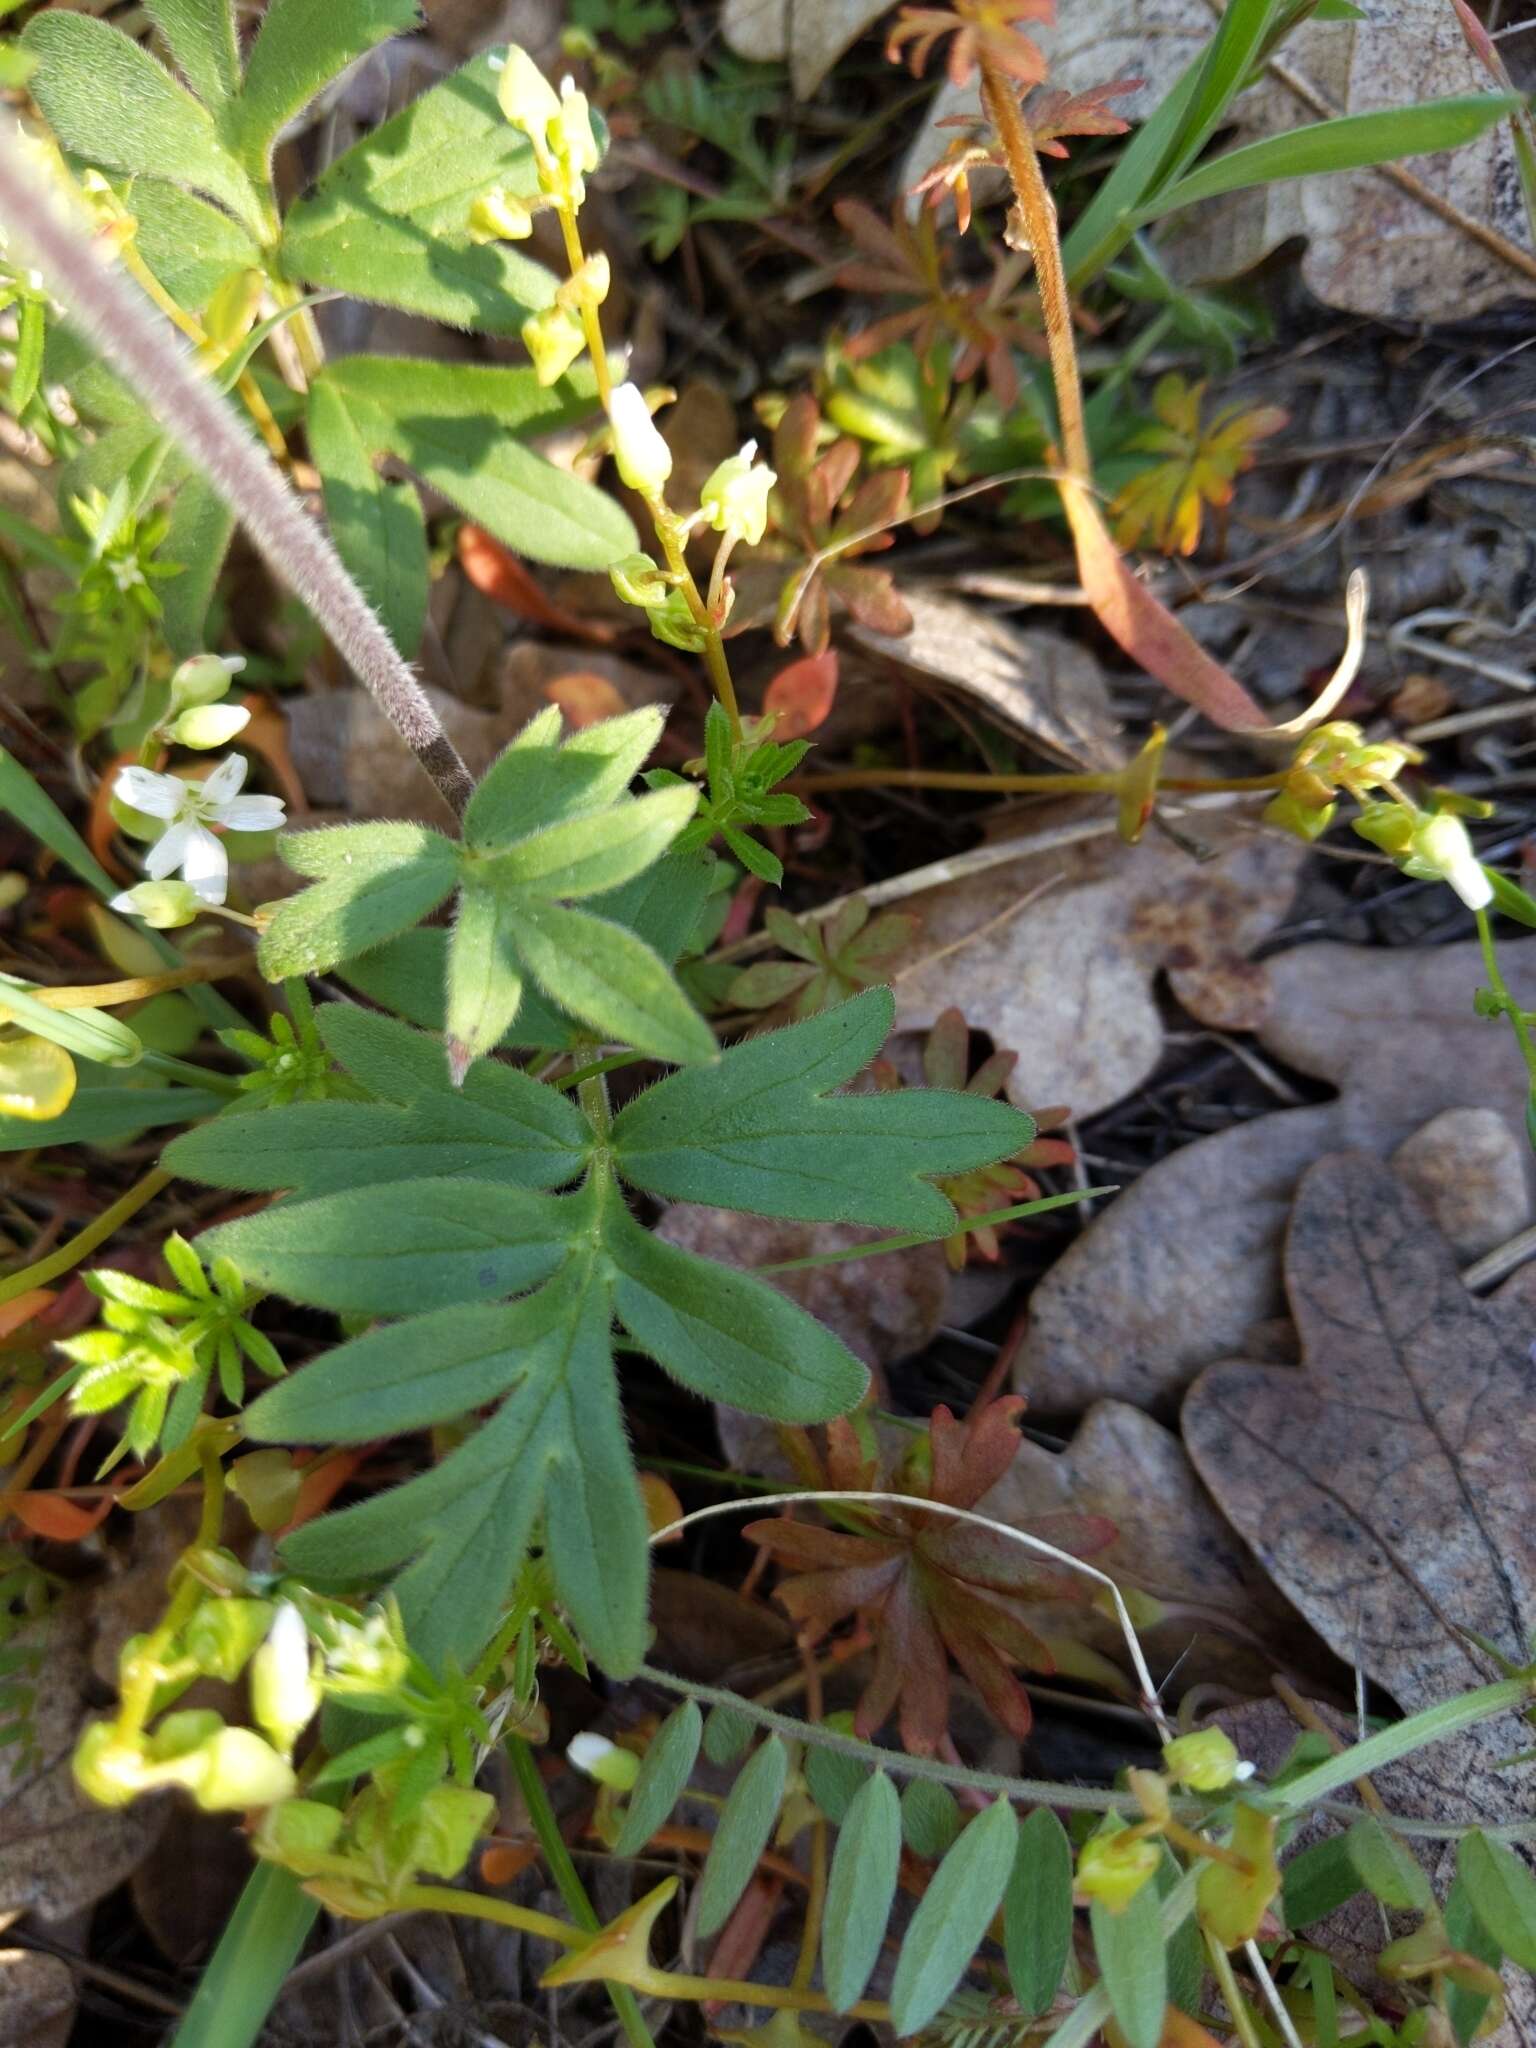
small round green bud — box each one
[1162,1728,1243,1792]
[168,652,244,711]
[608,553,669,609]
[73,1722,151,1807]
[108,879,204,929]
[169,703,251,750]
[256,1796,345,1872]
[183,1597,276,1683]
[521,303,587,387]
[1074,1830,1160,1912]
[190,1725,297,1811]
[410,1785,497,1880]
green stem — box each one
[1476,908,1536,1089]
[138,1050,243,1095]
[505,1737,658,2048]
[0,1165,172,1307]
[396,1882,584,1950]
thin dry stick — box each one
[0,124,475,818]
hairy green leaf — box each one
[160,461,237,658]
[1005,1807,1073,2018]
[259,823,460,980]
[23,12,262,233]
[306,375,428,658]
[889,1796,1018,2036]
[278,52,557,333]
[444,885,525,1068]
[338,929,582,1052]
[616,1702,702,1859]
[697,1736,789,1937]
[0,1084,224,1154]
[230,0,420,174]
[120,180,260,314]
[1091,1879,1167,2048]
[202,1178,572,1315]
[316,356,635,569]
[612,987,1033,1229]
[824,1771,900,2012]
[144,0,240,108]
[475,786,698,901]
[511,898,715,1067]
[606,1204,866,1420]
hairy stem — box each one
[0,126,474,818]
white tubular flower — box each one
[250,1602,321,1757]
[115,756,285,906]
[1414,811,1493,911]
[607,382,672,498]
[700,440,776,546]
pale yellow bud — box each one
[700,440,775,546]
[607,381,672,497]
[522,303,587,386]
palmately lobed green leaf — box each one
[463,706,669,853]
[144,0,241,109]
[611,987,1035,1231]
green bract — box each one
[165,988,1034,1674]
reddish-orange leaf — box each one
[0,1288,56,1343]
[763,650,839,739]
[457,524,616,643]
[1060,478,1268,731]
[10,1490,114,1541]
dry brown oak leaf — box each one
[1014,936,1536,1415]
[1184,1152,1536,1847]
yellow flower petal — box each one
[0,1034,77,1120]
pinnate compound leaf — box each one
[145,0,240,107]
[612,986,1033,1229]
[889,1795,1019,2036]
[22,12,261,231]
[1091,1877,1168,2048]
[317,356,636,570]
[823,1770,900,2012]
[606,1205,867,1421]
[1005,1806,1074,2017]
[697,1736,790,1937]
[230,0,419,173]
[278,52,558,334]
[616,1702,703,1859]
[1459,1831,1536,1971]
[259,823,460,980]
[201,1179,571,1316]
[511,898,715,1067]
[307,376,429,658]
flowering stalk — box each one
[0,119,475,819]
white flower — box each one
[607,381,672,498]
[114,756,285,906]
[1414,811,1492,911]
[701,440,775,546]
[250,1602,320,1757]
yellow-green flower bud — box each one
[646,587,709,653]
[567,1731,641,1791]
[557,252,609,314]
[521,303,586,386]
[250,1602,320,1756]
[1075,1829,1160,1912]
[322,1607,410,1693]
[1163,1728,1244,1792]
[410,1784,497,1880]
[73,1722,152,1807]
[608,553,670,609]
[496,46,560,141]
[183,1597,276,1683]
[169,703,251,750]
[168,652,244,711]
[1263,790,1336,843]
[1351,799,1417,857]
[147,1708,226,1762]
[107,879,203,929]
[607,381,672,498]
[700,440,775,546]
[255,1796,345,1872]
[190,1725,297,1811]
[469,185,535,242]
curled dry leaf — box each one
[847,589,1123,769]
[895,813,1305,1122]
[1014,937,1536,1415]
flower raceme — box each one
[113,756,285,906]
